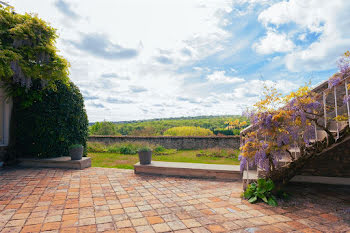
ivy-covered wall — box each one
[0,5,89,162]
[10,81,88,159]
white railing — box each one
[241,74,350,181]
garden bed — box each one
[88,149,240,169]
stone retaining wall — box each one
[298,136,350,177]
[88,136,240,150]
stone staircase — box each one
[240,74,350,188]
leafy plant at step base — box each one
[11,81,88,158]
[243,179,278,206]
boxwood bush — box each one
[10,81,88,158]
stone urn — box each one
[138,147,152,165]
[69,144,83,160]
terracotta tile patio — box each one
[0,167,349,233]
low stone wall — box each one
[88,136,240,150]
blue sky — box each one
[10,0,350,122]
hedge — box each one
[10,80,88,158]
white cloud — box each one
[253,30,295,54]
[9,0,347,121]
[10,0,234,121]
[207,71,245,84]
[232,79,299,99]
[257,0,350,71]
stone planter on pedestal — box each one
[69,145,83,160]
[138,150,152,165]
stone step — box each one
[18,157,91,170]
[242,170,258,189]
[309,130,328,143]
[134,161,241,181]
[329,121,348,133]
[243,170,258,180]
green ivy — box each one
[11,81,88,158]
[244,178,278,206]
[0,5,69,103]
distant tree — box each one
[164,126,214,136]
[129,126,158,136]
[89,121,120,135]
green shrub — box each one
[87,142,107,153]
[69,144,83,149]
[153,148,177,155]
[213,128,240,136]
[164,126,214,136]
[154,146,166,153]
[243,179,277,206]
[86,141,178,155]
[138,146,152,152]
[119,145,137,154]
[11,81,89,158]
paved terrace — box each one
[0,168,349,233]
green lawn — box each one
[88,150,240,169]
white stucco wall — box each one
[0,88,12,146]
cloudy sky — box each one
[9,0,350,122]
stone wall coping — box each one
[89,135,240,139]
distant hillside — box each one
[89,115,249,136]
[90,115,240,125]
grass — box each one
[89,149,240,169]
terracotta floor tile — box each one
[115,220,132,228]
[41,221,60,231]
[97,222,114,232]
[96,216,112,224]
[146,216,164,225]
[131,218,148,227]
[182,219,201,228]
[79,218,96,226]
[5,220,26,228]
[151,223,171,233]
[116,227,136,233]
[60,227,78,233]
[78,224,97,233]
[0,168,348,233]
[20,224,42,233]
[167,220,187,231]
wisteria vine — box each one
[239,51,350,174]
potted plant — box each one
[138,147,152,165]
[69,144,84,160]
